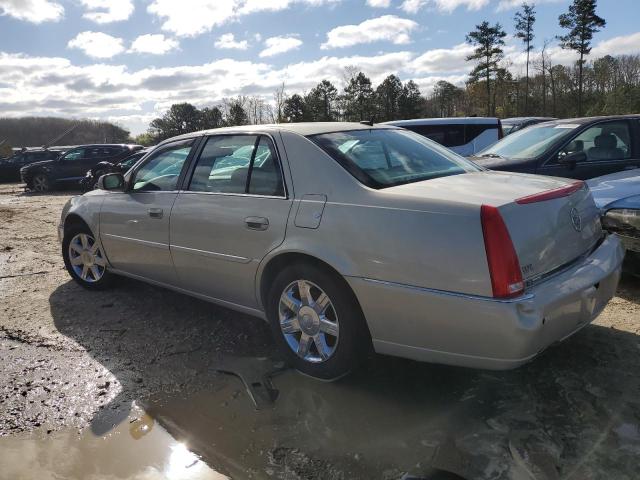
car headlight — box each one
[602,209,640,234]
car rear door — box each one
[99,139,196,285]
[539,120,637,179]
[169,133,293,309]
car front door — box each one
[99,139,196,285]
[55,147,95,184]
[539,120,636,179]
[170,134,293,309]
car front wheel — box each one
[62,225,113,290]
[32,173,50,192]
[267,263,370,380]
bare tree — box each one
[273,82,287,124]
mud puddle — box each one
[0,402,228,480]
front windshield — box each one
[478,123,577,160]
[309,129,481,189]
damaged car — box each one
[58,123,624,379]
[588,169,640,273]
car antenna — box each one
[359,120,374,126]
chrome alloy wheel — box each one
[68,233,107,283]
[32,175,48,192]
[278,280,340,363]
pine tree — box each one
[398,80,423,119]
[558,0,606,116]
[306,80,338,121]
[343,72,375,121]
[375,75,403,121]
[466,21,507,116]
[283,94,306,122]
[514,2,536,114]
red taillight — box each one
[481,205,524,298]
[515,181,584,205]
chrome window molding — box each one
[184,132,289,199]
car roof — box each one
[158,122,399,146]
[502,117,556,123]
[74,144,142,148]
[384,117,498,126]
[547,115,640,126]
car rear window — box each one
[308,128,481,189]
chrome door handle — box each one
[245,216,269,230]
[148,208,163,219]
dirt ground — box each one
[1,182,639,480]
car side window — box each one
[558,121,631,163]
[62,148,85,161]
[131,140,194,192]
[188,135,285,197]
[248,136,285,196]
[405,124,466,147]
[465,124,497,144]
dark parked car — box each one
[502,117,556,135]
[470,115,640,180]
[0,149,62,182]
[21,144,143,192]
[80,148,151,191]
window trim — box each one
[127,138,197,193]
[543,119,633,168]
[183,132,288,199]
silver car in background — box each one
[58,123,624,379]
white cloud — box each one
[411,42,474,74]
[68,31,125,59]
[401,0,488,13]
[4,31,640,136]
[0,0,63,23]
[496,0,563,12]
[215,33,249,50]
[322,15,417,49]
[130,34,179,55]
[366,0,391,7]
[80,0,134,23]
[148,0,339,37]
[591,32,640,57]
[259,35,303,57]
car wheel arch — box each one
[64,213,92,237]
[257,251,363,317]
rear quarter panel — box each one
[266,131,493,298]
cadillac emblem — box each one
[570,207,582,232]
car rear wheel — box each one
[32,174,50,192]
[267,263,370,380]
[62,225,113,290]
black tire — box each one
[266,262,371,380]
[32,173,50,192]
[62,224,114,290]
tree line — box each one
[139,0,636,145]
[0,117,130,156]
[3,0,635,151]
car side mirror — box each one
[97,172,125,191]
[558,151,586,166]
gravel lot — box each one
[1,182,639,479]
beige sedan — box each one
[59,123,624,379]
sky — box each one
[0,0,639,136]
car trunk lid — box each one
[383,171,603,287]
